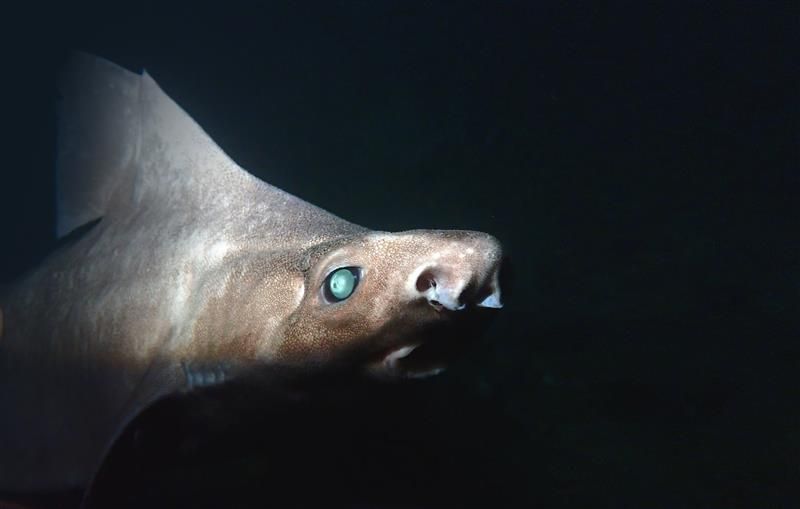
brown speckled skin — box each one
[0,55,502,492]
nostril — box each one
[415,269,437,292]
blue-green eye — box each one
[323,267,360,302]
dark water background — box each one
[1,2,798,508]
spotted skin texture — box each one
[0,54,503,493]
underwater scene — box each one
[0,2,796,508]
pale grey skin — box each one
[0,54,503,492]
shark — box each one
[0,53,503,494]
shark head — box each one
[277,230,503,378]
[183,229,503,380]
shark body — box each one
[0,54,503,492]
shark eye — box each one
[323,267,361,303]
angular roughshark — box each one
[0,53,503,494]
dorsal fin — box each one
[56,53,141,237]
[56,52,365,244]
[56,52,257,238]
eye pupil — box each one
[326,267,358,302]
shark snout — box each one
[411,237,503,312]
[371,231,505,379]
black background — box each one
[1,2,798,508]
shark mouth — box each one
[382,342,447,379]
[370,308,498,379]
